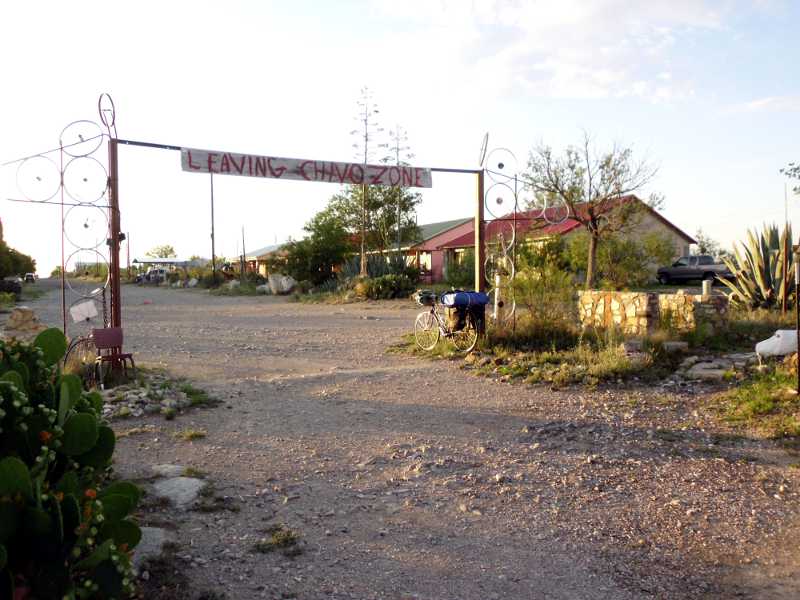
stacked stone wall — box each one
[578,290,728,336]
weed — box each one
[720,364,800,438]
[182,467,206,478]
[252,524,302,556]
[174,428,207,441]
[116,425,158,438]
[179,382,216,406]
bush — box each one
[199,272,225,289]
[0,329,141,598]
[0,280,21,299]
[360,274,416,299]
[0,291,15,309]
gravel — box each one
[16,281,800,599]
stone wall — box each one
[578,290,728,336]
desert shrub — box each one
[0,291,15,309]
[0,329,141,598]
[512,238,577,326]
[167,271,182,284]
[0,280,21,299]
[566,231,674,289]
[199,272,225,289]
[445,249,474,289]
[361,274,415,299]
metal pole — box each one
[241,225,246,283]
[107,138,122,330]
[795,255,799,395]
[126,231,131,280]
[210,173,216,279]
[475,170,485,293]
[60,144,67,335]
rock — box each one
[662,341,689,353]
[151,464,186,478]
[133,527,171,570]
[268,273,297,295]
[619,339,643,354]
[152,476,206,508]
[187,277,199,288]
[679,355,701,369]
[685,363,729,381]
[226,280,240,290]
[1,307,47,342]
[256,284,270,295]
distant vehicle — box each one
[24,273,36,283]
[657,255,733,285]
[137,267,168,284]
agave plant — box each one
[719,223,794,309]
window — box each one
[674,257,689,267]
[698,256,714,265]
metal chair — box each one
[92,327,136,382]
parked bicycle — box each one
[413,289,489,353]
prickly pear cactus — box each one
[0,329,141,598]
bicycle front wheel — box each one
[414,311,440,350]
[451,314,479,353]
[63,336,98,388]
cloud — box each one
[737,95,800,112]
[371,0,727,101]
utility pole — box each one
[241,225,247,283]
[784,183,789,315]
[210,173,217,279]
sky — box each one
[1,0,798,274]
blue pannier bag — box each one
[440,290,490,307]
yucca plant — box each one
[719,223,795,309]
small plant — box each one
[251,525,301,556]
[179,383,213,406]
[174,428,207,441]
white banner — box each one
[181,147,432,188]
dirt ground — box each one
[16,281,800,599]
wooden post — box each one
[475,170,485,293]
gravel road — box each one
[16,281,800,599]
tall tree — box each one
[145,244,177,258]
[383,124,418,253]
[524,133,660,288]
[781,162,800,195]
[351,87,384,277]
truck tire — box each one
[658,274,670,285]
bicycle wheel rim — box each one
[414,312,440,350]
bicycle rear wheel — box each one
[451,313,479,353]
[414,311,440,350]
[63,336,98,388]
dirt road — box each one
[17,282,800,599]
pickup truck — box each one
[656,255,733,285]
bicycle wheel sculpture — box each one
[479,137,570,325]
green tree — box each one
[282,208,352,285]
[692,228,730,261]
[145,244,177,258]
[566,231,674,289]
[0,241,35,278]
[524,133,661,288]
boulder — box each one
[226,280,240,290]
[187,277,199,288]
[1,307,47,342]
[268,273,297,295]
[256,283,271,295]
[662,341,689,353]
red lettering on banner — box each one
[219,154,231,173]
[247,155,253,175]
[370,165,388,185]
[401,167,413,187]
[255,157,267,177]
[187,151,202,170]
[207,153,218,172]
[388,167,401,186]
[313,161,327,181]
[268,158,286,177]
[331,163,348,183]
[299,160,313,180]
[415,168,423,187]
[231,154,246,174]
[349,164,364,184]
